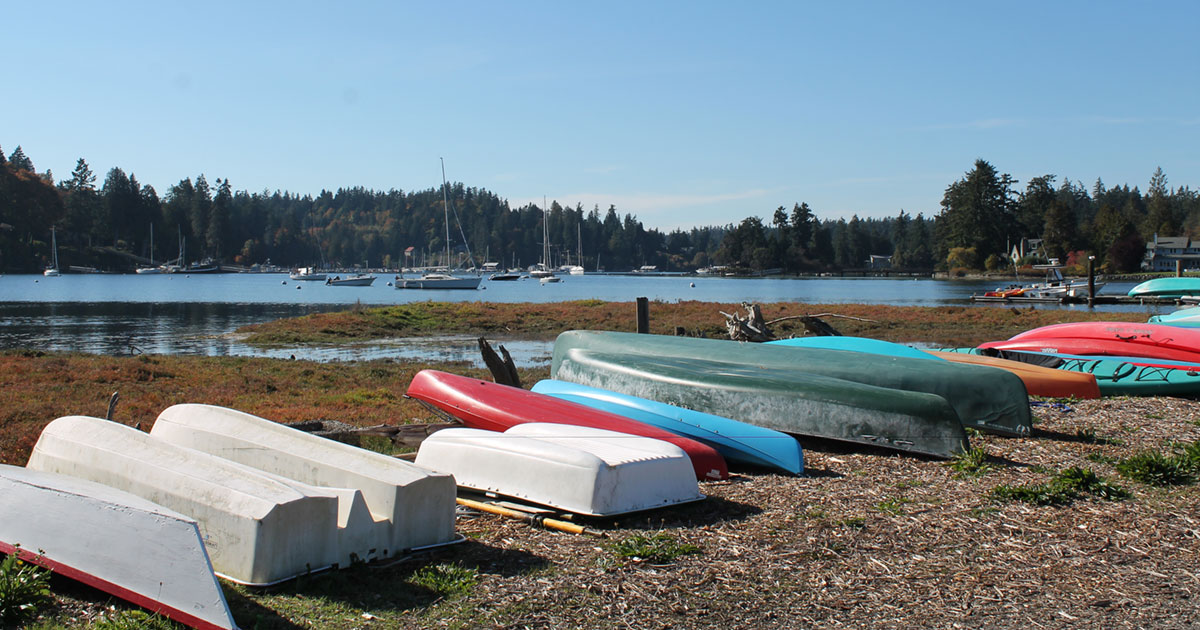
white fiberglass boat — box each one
[415,422,703,516]
[0,464,238,630]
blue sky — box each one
[5,1,1198,230]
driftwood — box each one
[479,336,521,388]
[286,419,460,448]
[722,302,878,342]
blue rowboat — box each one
[530,379,804,475]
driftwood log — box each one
[479,336,521,388]
[286,419,460,448]
[722,302,877,342]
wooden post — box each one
[1177,260,1183,277]
[1087,257,1096,308]
[636,297,649,334]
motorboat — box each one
[325,273,375,286]
[0,464,238,630]
[395,272,481,290]
[416,423,703,516]
[983,262,1103,298]
[290,266,328,281]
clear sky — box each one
[5,1,1198,230]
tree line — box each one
[1,145,1192,274]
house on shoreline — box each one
[1143,235,1200,272]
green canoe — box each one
[552,347,970,459]
[552,331,1031,437]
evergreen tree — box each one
[934,159,1017,266]
[208,178,232,258]
[7,146,33,172]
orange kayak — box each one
[930,351,1100,399]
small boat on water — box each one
[394,272,481,290]
[290,266,328,281]
[982,262,1103,299]
[0,464,238,630]
[530,379,803,475]
[405,369,729,480]
[325,273,376,286]
[416,423,704,516]
[43,227,61,276]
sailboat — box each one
[530,198,559,282]
[395,160,481,290]
[562,224,585,275]
[135,224,164,274]
[43,227,61,276]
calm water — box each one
[0,272,1164,365]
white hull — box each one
[0,464,237,630]
[42,268,60,276]
[395,274,481,290]
[326,274,376,286]
[28,415,344,586]
[290,267,327,281]
[416,423,703,516]
[540,275,561,283]
[135,266,164,274]
[152,404,458,559]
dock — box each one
[969,294,1188,306]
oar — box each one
[455,497,606,538]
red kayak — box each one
[406,370,728,480]
[980,321,1200,364]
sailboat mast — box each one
[440,158,451,269]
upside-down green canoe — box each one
[551,340,970,460]
[552,331,1032,437]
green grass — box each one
[0,549,52,627]
[1116,450,1196,487]
[948,445,992,478]
[875,497,913,515]
[609,532,701,564]
[408,563,478,599]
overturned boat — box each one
[530,379,803,475]
[27,415,344,586]
[151,403,458,562]
[0,464,238,630]
[416,423,704,516]
[551,344,969,459]
[405,370,729,480]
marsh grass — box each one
[948,445,992,478]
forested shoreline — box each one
[2,144,1195,275]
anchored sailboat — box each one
[395,160,481,290]
[43,227,60,276]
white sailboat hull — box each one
[0,464,237,630]
[394,274,481,290]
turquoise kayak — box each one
[552,347,969,460]
[768,336,943,361]
[1128,277,1200,298]
[554,331,1030,437]
[530,379,804,475]
[944,348,1200,397]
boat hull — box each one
[1128,277,1200,298]
[416,423,703,516]
[551,348,968,459]
[404,370,729,480]
[530,379,803,475]
[982,321,1200,363]
[561,331,1030,437]
[0,465,237,630]
[151,404,458,559]
[947,348,1200,397]
[394,276,481,290]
